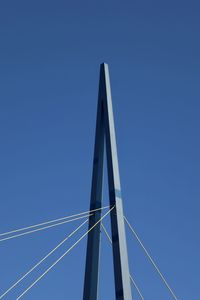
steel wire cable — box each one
[16,206,115,299]
[124,216,178,300]
[0,205,109,237]
[101,223,145,300]
[0,219,88,299]
[0,214,93,243]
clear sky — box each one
[0,1,199,299]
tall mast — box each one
[83,63,132,300]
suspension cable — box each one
[0,214,92,243]
[0,205,109,237]
[124,216,178,300]
[0,219,88,299]
[129,275,144,300]
[101,223,145,300]
[16,206,114,299]
[101,223,112,243]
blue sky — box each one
[0,0,199,299]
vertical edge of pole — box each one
[83,66,105,300]
[102,63,133,300]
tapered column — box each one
[83,63,132,300]
[83,71,105,300]
[102,64,132,300]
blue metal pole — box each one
[83,63,132,300]
[83,69,105,300]
[102,63,132,300]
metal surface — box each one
[83,63,132,300]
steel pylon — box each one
[83,63,132,300]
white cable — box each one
[0,219,88,299]
[124,216,178,300]
[101,223,112,243]
[0,214,92,243]
[101,223,145,300]
[16,206,114,299]
[129,275,144,300]
[0,205,109,237]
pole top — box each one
[100,62,108,68]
